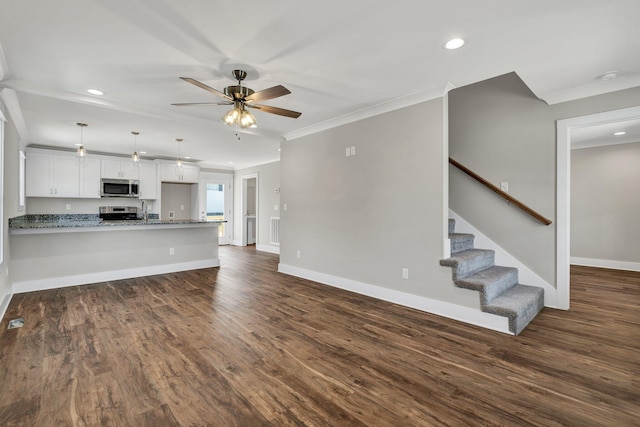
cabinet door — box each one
[79,158,101,198]
[139,163,157,199]
[181,165,199,183]
[159,163,180,182]
[52,156,80,197]
[101,159,124,179]
[26,152,53,197]
[121,162,140,180]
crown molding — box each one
[282,84,450,142]
[0,88,30,142]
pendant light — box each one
[175,138,184,173]
[76,123,88,158]
[131,131,140,164]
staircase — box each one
[440,219,544,335]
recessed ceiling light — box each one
[140,151,147,154]
[227,161,234,164]
[87,89,104,95]
[185,156,191,159]
[278,148,281,152]
[444,38,465,50]
[597,71,619,81]
[613,131,626,136]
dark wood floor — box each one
[0,246,638,426]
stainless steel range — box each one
[99,206,139,221]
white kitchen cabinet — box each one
[26,150,80,197]
[139,162,157,199]
[101,159,140,180]
[79,158,101,198]
[159,163,199,183]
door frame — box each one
[241,173,259,246]
[556,105,640,310]
[198,172,234,245]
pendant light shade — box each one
[76,123,88,158]
[175,138,184,171]
[131,131,140,164]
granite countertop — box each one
[9,214,225,233]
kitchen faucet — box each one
[141,200,148,222]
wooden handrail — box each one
[449,157,552,226]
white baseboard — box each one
[449,210,560,309]
[278,263,512,335]
[0,287,13,323]
[231,240,243,246]
[12,259,220,294]
[571,257,640,272]
[256,244,280,254]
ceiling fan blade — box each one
[171,102,232,106]
[249,104,302,118]
[179,77,232,100]
[245,85,291,103]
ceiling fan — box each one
[172,70,301,129]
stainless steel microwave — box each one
[101,179,139,198]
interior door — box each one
[201,179,232,245]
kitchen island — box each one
[9,215,225,294]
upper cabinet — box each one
[101,159,140,180]
[159,163,199,183]
[138,162,157,199]
[26,149,100,198]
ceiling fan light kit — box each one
[173,69,301,131]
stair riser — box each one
[458,269,518,305]
[453,252,495,279]
[450,236,474,254]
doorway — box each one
[241,174,258,246]
[199,174,233,245]
[556,105,640,310]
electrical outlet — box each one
[296,250,301,259]
[274,204,279,211]
[65,204,71,210]
[180,204,184,210]
[169,211,175,219]
[283,203,288,211]
[350,146,356,156]
[169,248,175,255]
[346,147,351,157]
[402,268,409,279]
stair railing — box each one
[449,157,552,226]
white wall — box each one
[571,142,640,265]
[1,99,23,319]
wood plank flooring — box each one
[0,246,638,426]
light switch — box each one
[346,147,351,157]
[274,204,279,211]
[350,146,356,156]
[283,203,288,211]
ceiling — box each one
[1,0,639,170]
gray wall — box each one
[571,142,640,262]
[449,72,556,284]
[280,98,476,306]
[161,182,192,220]
[233,161,280,248]
[449,72,640,287]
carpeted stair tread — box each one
[456,266,518,305]
[483,284,544,335]
[441,218,545,335]
[449,233,475,253]
[440,249,495,279]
